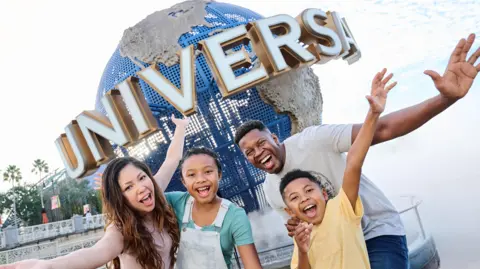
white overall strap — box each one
[182,195,195,224]
[213,199,232,228]
[176,198,231,269]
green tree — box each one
[0,185,42,226]
[3,165,22,187]
[31,159,49,209]
[0,170,103,225]
[93,190,103,214]
[3,165,22,227]
[43,178,101,221]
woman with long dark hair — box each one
[1,116,189,269]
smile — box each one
[261,155,272,164]
[196,186,211,198]
[139,193,153,207]
[303,204,317,218]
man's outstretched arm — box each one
[353,33,480,145]
[354,93,455,145]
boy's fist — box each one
[294,222,313,254]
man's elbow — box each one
[372,122,394,145]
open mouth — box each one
[303,204,317,218]
[260,155,274,170]
[196,186,211,198]
[139,193,153,207]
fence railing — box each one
[0,236,105,268]
[82,214,106,231]
[0,231,5,249]
[397,195,426,240]
[17,219,75,244]
[1,214,106,249]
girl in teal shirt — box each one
[167,147,262,269]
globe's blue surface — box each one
[95,2,292,213]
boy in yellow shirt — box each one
[279,73,397,269]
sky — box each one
[0,0,479,267]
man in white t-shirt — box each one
[234,34,480,269]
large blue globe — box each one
[94,1,292,213]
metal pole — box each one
[12,199,18,229]
[410,196,426,240]
[414,207,427,240]
[40,172,45,209]
[12,181,18,229]
[40,187,45,208]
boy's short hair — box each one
[234,120,268,145]
[279,169,323,198]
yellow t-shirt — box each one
[290,189,370,269]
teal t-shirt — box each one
[165,191,254,268]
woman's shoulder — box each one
[104,222,125,240]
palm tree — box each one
[32,159,49,208]
[3,165,22,188]
[3,165,22,228]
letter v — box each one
[137,45,196,115]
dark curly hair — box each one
[233,120,268,145]
[279,169,323,199]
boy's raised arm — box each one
[343,70,397,208]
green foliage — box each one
[0,178,102,225]
[32,159,50,208]
[0,185,42,226]
[43,178,101,221]
[3,165,22,187]
[31,159,49,175]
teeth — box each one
[261,155,271,164]
[303,205,314,211]
[141,194,150,201]
[198,187,209,191]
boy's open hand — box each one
[367,68,397,114]
[294,222,313,254]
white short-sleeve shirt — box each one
[263,124,405,240]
